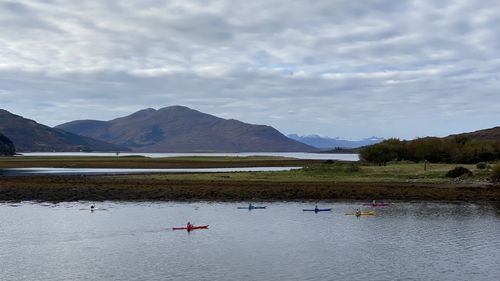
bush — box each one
[491,164,500,183]
[476,162,488,169]
[445,167,473,178]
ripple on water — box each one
[0,201,499,281]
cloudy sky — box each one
[1,0,499,139]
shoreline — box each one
[1,174,498,203]
[1,156,498,203]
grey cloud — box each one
[0,0,499,139]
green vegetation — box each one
[476,162,488,169]
[0,156,498,202]
[0,134,15,156]
[492,164,500,183]
[445,167,472,178]
[0,155,311,169]
[360,137,500,164]
[132,161,486,184]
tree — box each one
[0,133,15,156]
[360,142,397,165]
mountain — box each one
[446,126,500,141]
[57,106,317,152]
[288,134,383,149]
[0,109,128,152]
[0,133,15,156]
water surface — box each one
[1,166,301,176]
[19,152,359,161]
[1,202,499,280]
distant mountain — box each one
[0,109,128,152]
[446,126,500,141]
[0,133,15,156]
[288,134,383,149]
[57,106,317,153]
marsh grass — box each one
[1,157,498,202]
[0,155,310,169]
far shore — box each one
[0,156,498,202]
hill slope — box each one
[57,106,317,153]
[0,109,128,152]
[0,133,15,155]
[446,126,500,141]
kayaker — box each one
[315,204,319,212]
[249,203,253,209]
[355,208,361,216]
[187,221,193,231]
[90,205,95,211]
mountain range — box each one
[56,106,317,152]
[1,105,498,154]
[0,109,128,152]
[288,134,384,149]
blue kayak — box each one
[303,208,332,213]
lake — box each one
[1,202,499,281]
[1,166,301,176]
[19,152,360,161]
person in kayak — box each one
[249,203,253,209]
[90,205,95,211]
[314,204,319,212]
[355,208,361,216]
[187,221,193,231]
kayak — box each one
[237,206,267,210]
[303,208,332,212]
[172,225,209,231]
[362,203,390,207]
[345,211,375,216]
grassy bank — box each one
[0,157,498,202]
[0,155,317,168]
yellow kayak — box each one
[345,211,375,216]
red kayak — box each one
[172,225,209,231]
[363,203,390,207]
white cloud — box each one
[0,0,499,139]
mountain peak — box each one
[159,105,192,111]
[57,106,317,152]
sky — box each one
[1,0,499,140]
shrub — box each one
[491,164,500,183]
[445,167,472,178]
[476,162,488,169]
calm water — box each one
[1,202,499,281]
[1,167,301,176]
[19,152,360,161]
